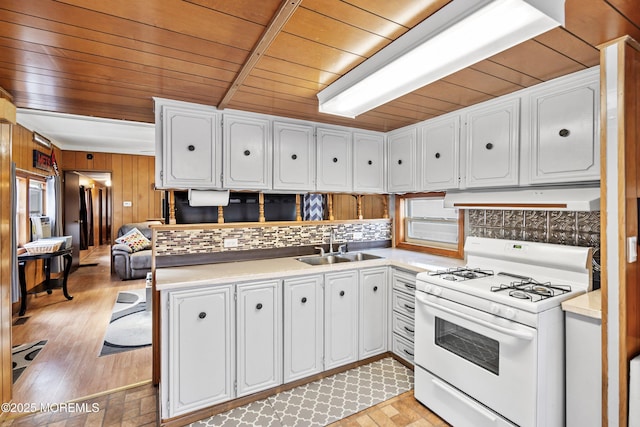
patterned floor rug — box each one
[12,340,47,383]
[190,357,414,427]
[99,289,151,356]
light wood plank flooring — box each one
[8,245,152,407]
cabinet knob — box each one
[198,312,206,319]
[256,303,263,310]
[301,297,307,303]
[188,145,195,152]
[485,142,493,150]
[559,128,570,137]
[339,290,345,297]
[332,157,338,163]
[373,286,378,292]
[368,160,373,165]
[397,159,403,165]
[291,154,297,160]
[435,152,440,159]
[244,149,251,156]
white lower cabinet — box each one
[166,286,235,417]
[359,267,388,359]
[236,280,282,397]
[283,275,324,383]
[324,270,359,370]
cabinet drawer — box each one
[392,272,416,296]
[392,333,414,365]
[392,291,415,320]
[392,311,415,343]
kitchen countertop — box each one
[561,289,602,320]
[155,247,465,291]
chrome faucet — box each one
[329,229,335,254]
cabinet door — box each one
[529,76,599,184]
[387,127,417,192]
[273,121,315,191]
[160,103,221,189]
[353,131,385,193]
[236,280,282,397]
[465,99,520,188]
[324,270,358,370]
[167,286,234,417]
[359,267,388,359]
[420,115,460,191]
[316,127,352,192]
[223,114,272,190]
[283,275,324,383]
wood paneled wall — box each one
[600,35,640,427]
[332,194,387,220]
[0,96,14,403]
[60,151,163,243]
[12,124,63,177]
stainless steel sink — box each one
[337,252,383,262]
[296,255,352,265]
[296,252,383,266]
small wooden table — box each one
[17,247,73,316]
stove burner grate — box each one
[491,279,571,302]
[429,267,494,281]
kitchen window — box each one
[395,193,463,258]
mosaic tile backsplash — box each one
[154,220,392,257]
[468,209,600,250]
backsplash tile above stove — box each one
[468,209,600,251]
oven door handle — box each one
[417,295,534,341]
[431,377,498,422]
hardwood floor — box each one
[7,245,152,408]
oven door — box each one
[415,291,538,427]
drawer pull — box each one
[403,348,414,357]
[198,312,206,319]
[404,303,415,311]
[404,283,416,290]
[404,326,415,334]
[301,297,307,304]
[256,303,263,310]
[339,290,345,297]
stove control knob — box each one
[503,308,516,319]
[490,303,501,315]
[432,286,442,296]
[424,284,432,293]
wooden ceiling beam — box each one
[218,0,302,110]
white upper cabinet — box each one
[154,98,221,190]
[353,131,385,193]
[526,68,600,184]
[419,115,460,191]
[316,127,353,192]
[464,98,520,188]
[223,113,272,190]
[387,127,417,193]
[273,121,315,191]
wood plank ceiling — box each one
[0,0,639,134]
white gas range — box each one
[413,237,592,427]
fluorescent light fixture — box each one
[32,131,51,148]
[317,0,564,118]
